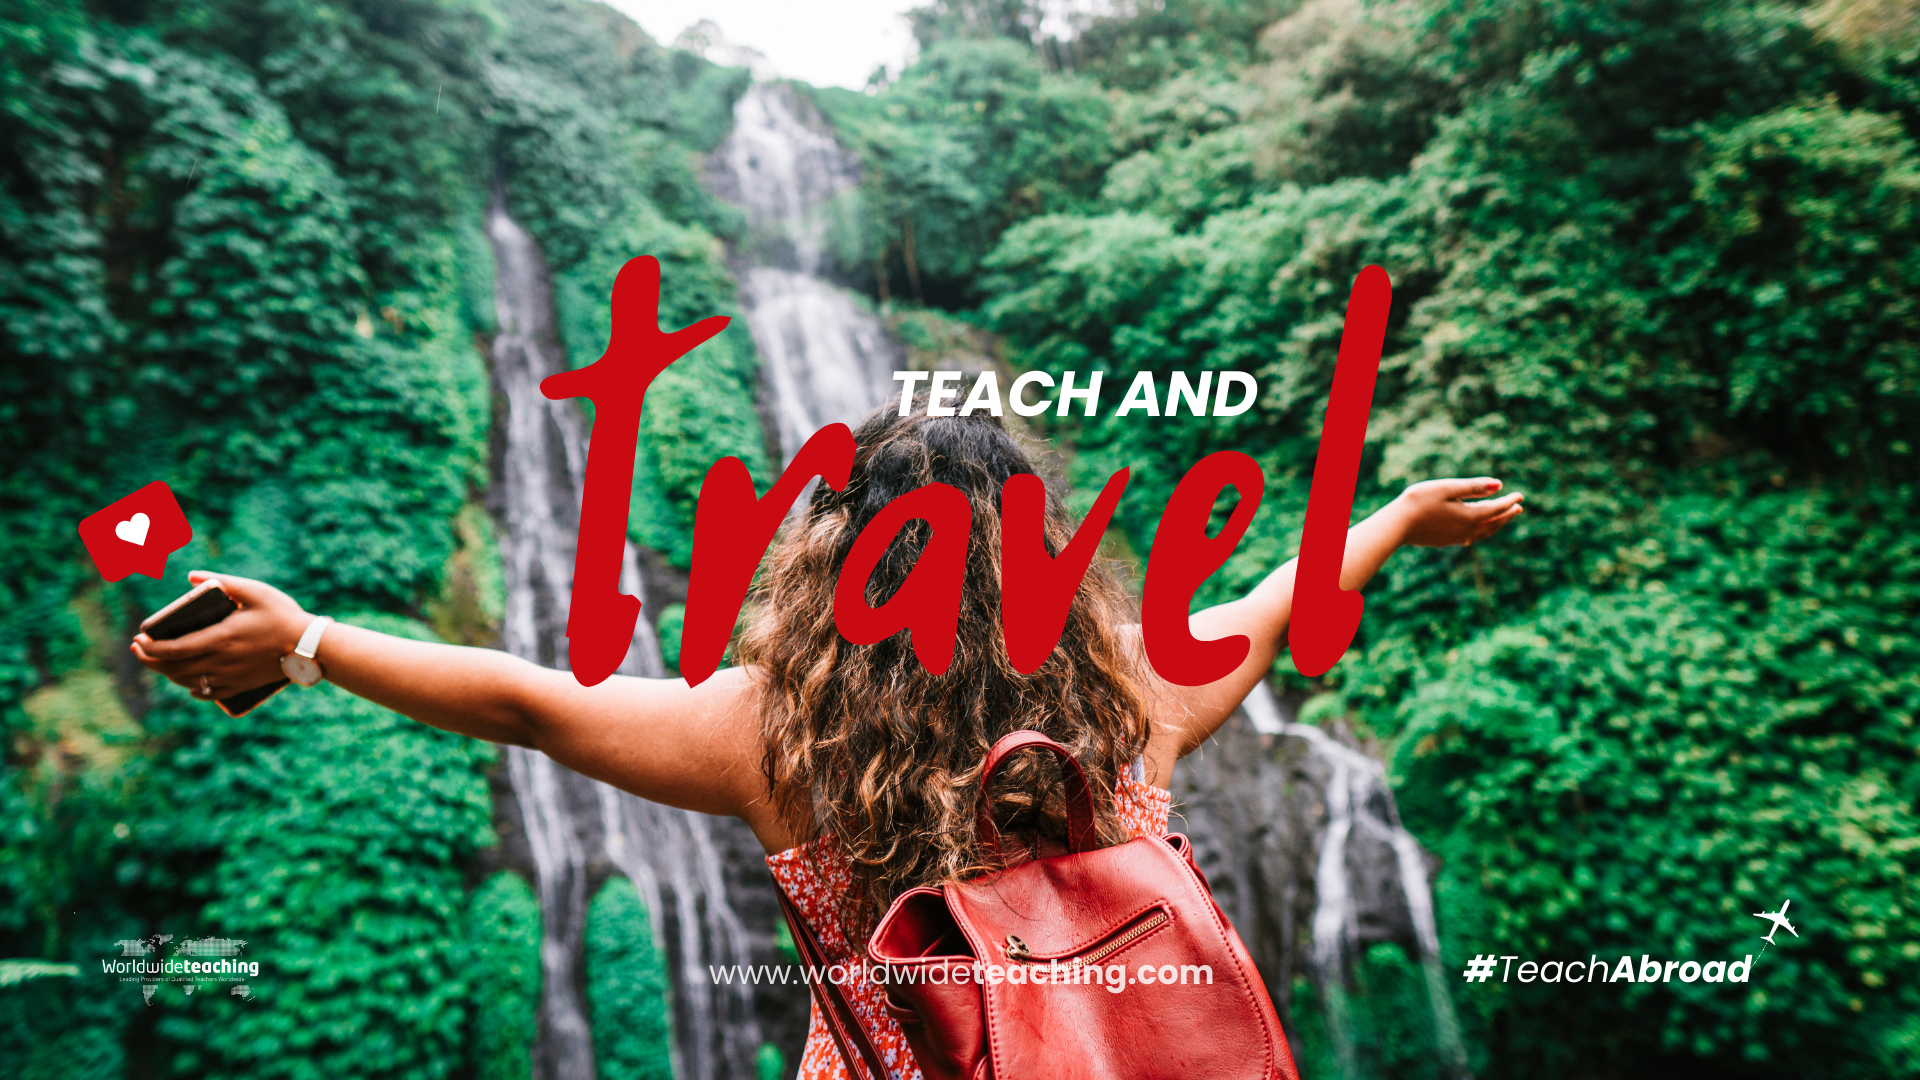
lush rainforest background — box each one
[2,0,1917,1078]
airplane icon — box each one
[1752,899,1797,944]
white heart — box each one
[115,512,151,546]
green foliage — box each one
[487,0,739,267]
[1247,0,1459,186]
[755,1041,787,1080]
[665,58,757,156]
[0,25,499,1075]
[817,38,1114,305]
[908,0,1047,48]
[655,604,686,676]
[1098,72,1263,228]
[1393,491,1920,1076]
[585,876,673,1080]
[1671,97,1920,472]
[1063,0,1304,89]
[0,961,128,1080]
[468,872,541,1080]
[134,615,498,1080]
[1288,946,1468,1080]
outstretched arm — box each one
[130,572,769,822]
[1137,477,1524,773]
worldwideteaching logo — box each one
[102,933,260,1004]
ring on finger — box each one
[199,675,211,697]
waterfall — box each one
[1238,681,1471,1079]
[1306,734,1363,1079]
[484,184,773,1080]
[711,81,900,460]
[486,184,597,1080]
[478,81,894,1080]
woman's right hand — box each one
[131,571,311,700]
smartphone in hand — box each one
[140,579,290,717]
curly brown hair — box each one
[735,400,1150,936]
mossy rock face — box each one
[426,503,508,650]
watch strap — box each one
[295,615,333,659]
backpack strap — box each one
[774,878,890,1080]
[977,730,1097,858]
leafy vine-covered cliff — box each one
[1,0,764,1075]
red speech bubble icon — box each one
[78,482,194,582]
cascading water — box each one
[486,185,597,1080]
[484,183,774,1080]
[1235,681,1472,1079]
[710,81,900,459]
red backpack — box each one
[776,730,1302,1080]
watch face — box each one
[281,653,323,687]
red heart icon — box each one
[79,483,193,582]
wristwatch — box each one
[280,616,334,687]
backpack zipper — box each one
[1004,908,1169,966]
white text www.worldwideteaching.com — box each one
[711,961,1214,994]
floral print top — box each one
[765,770,1173,1080]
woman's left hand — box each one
[1393,477,1525,548]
